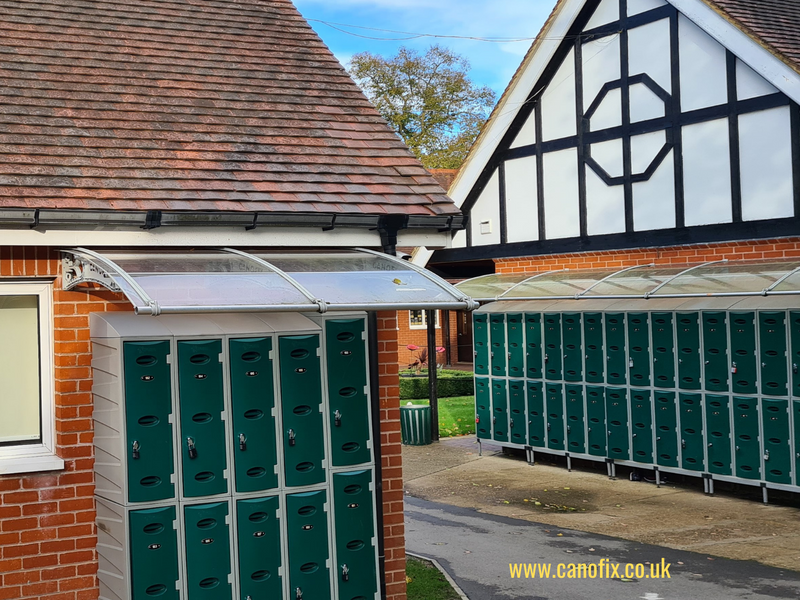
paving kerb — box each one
[402,437,800,572]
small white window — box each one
[0,282,63,475]
[409,310,440,330]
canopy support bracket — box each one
[62,252,122,293]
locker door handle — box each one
[547,423,551,431]
[736,446,740,452]
[632,433,637,438]
[510,418,515,429]
[764,450,770,461]
[566,425,571,433]
[708,443,713,448]
[186,437,197,459]
[296,587,303,600]
[762,362,767,367]
[544,354,549,363]
[681,439,686,449]
[334,410,342,427]
[132,440,140,460]
[341,564,350,582]
[239,434,247,451]
[794,363,798,374]
[288,429,297,446]
[656,436,661,441]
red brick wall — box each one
[397,310,458,369]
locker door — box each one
[236,496,282,600]
[679,393,704,472]
[630,390,653,464]
[759,312,788,396]
[475,378,491,440]
[326,319,371,467]
[583,313,604,384]
[676,313,701,390]
[762,399,791,484]
[704,395,732,476]
[333,471,378,600]
[605,388,629,460]
[507,314,525,379]
[230,338,278,494]
[473,314,489,376]
[280,335,326,488]
[627,313,651,387]
[702,312,729,392]
[546,384,565,451]
[178,340,228,498]
[508,380,526,446]
[733,397,761,479]
[491,379,509,443]
[287,490,331,600]
[794,401,800,486]
[586,386,606,457]
[490,314,507,377]
[526,382,545,448]
[565,385,585,454]
[654,392,679,467]
[184,502,233,600]
[562,313,583,382]
[525,313,543,379]
[605,314,626,385]
[651,313,675,388]
[543,314,563,380]
[129,506,180,600]
[730,312,757,395]
[123,340,175,503]
[791,312,800,397]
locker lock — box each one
[288,429,297,447]
[239,434,247,451]
[681,439,686,450]
[492,417,496,426]
[794,363,798,375]
[132,440,140,460]
[334,410,342,427]
[731,362,738,374]
[187,437,198,459]
[341,564,350,582]
[628,358,634,369]
[510,418,515,429]
[544,354,549,364]
[475,416,480,424]
[296,588,303,600]
[764,449,770,461]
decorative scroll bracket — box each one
[61,252,121,293]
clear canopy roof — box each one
[62,248,477,316]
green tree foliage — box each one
[349,45,496,169]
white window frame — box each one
[409,309,441,330]
[0,282,63,475]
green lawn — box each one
[407,395,475,438]
[406,556,460,600]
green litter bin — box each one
[400,403,432,446]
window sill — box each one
[409,325,441,330]
[0,451,65,476]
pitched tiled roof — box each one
[0,0,458,216]
[706,0,800,72]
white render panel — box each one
[633,150,676,231]
[510,108,537,148]
[541,48,577,141]
[629,83,666,123]
[737,59,779,101]
[631,130,667,174]
[683,118,733,226]
[583,35,621,111]
[628,18,672,94]
[679,14,728,112]
[470,170,502,246]
[585,0,619,30]
[590,138,624,178]
[543,148,580,239]
[628,0,667,16]
[590,88,623,131]
[504,156,539,243]
[451,229,467,249]
[739,106,794,222]
[586,168,626,235]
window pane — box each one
[409,310,424,327]
[0,296,40,444]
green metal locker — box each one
[583,313,604,384]
[730,312,757,395]
[605,314,626,385]
[279,335,326,488]
[760,312,788,396]
[475,378,491,440]
[229,337,278,494]
[507,314,525,379]
[236,496,282,600]
[129,506,180,600]
[794,401,800,486]
[525,313,543,379]
[677,313,701,390]
[627,313,651,387]
[562,313,583,382]
[509,380,526,446]
[333,471,378,599]
[184,502,233,600]
[654,392,679,467]
[651,313,675,388]
[326,319,371,467]
[733,397,761,479]
[605,388,629,460]
[586,386,606,457]
[791,312,800,397]
[565,385,585,454]
[527,381,545,448]
[123,340,175,503]
[474,314,489,376]
[630,390,653,464]
[178,340,228,498]
[704,395,732,476]
[544,314,563,380]
[546,384,565,451]
[762,399,791,484]
[679,393,704,472]
[492,379,509,443]
[490,314,507,377]
[287,490,331,600]
[702,312,729,392]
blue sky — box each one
[293,0,555,96]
